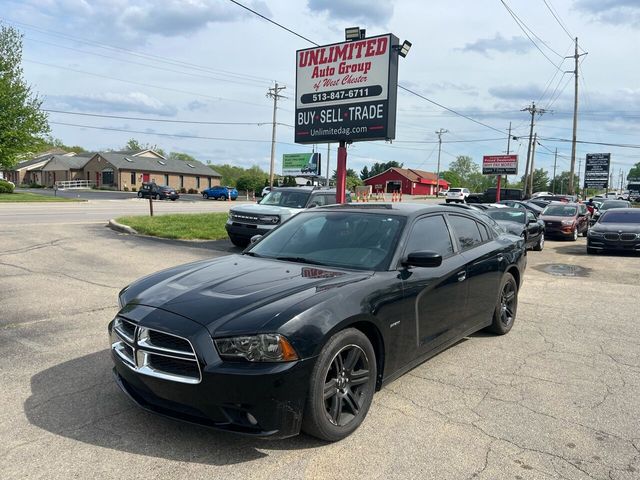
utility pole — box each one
[552,148,558,194]
[567,37,588,195]
[528,133,537,195]
[521,102,547,197]
[326,143,331,186]
[435,128,448,196]
[266,82,286,188]
[577,158,582,196]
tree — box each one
[440,171,461,188]
[519,168,549,194]
[0,24,49,169]
[332,168,362,190]
[124,138,142,151]
[168,152,197,162]
[236,166,268,193]
[549,171,579,195]
[360,165,369,180]
[362,161,403,180]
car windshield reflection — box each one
[247,211,405,271]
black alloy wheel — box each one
[302,328,376,441]
[487,273,518,335]
[533,232,544,251]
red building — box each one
[363,167,449,196]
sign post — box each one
[583,153,611,190]
[295,33,402,202]
[482,155,518,202]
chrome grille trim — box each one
[111,317,202,384]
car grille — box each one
[111,317,201,384]
[229,213,279,225]
[604,232,638,241]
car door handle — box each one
[457,271,466,282]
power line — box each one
[43,108,293,127]
[499,0,564,68]
[24,59,271,108]
[227,0,508,137]
[542,0,575,42]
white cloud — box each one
[307,0,394,26]
[46,92,178,116]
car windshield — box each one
[600,211,640,223]
[260,190,311,208]
[247,211,406,271]
[542,205,577,216]
[485,209,526,224]
[600,201,629,210]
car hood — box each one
[539,215,575,222]
[123,255,371,335]
[230,203,302,216]
[591,222,640,233]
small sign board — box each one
[295,34,399,144]
[282,152,322,176]
[482,155,518,175]
[584,153,610,189]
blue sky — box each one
[2,0,639,184]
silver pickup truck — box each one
[225,186,347,247]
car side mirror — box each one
[307,203,318,208]
[402,251,443,268]
[250,235,262,244]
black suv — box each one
[466,188,523,203]
[137,182,179,201]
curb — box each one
[108,218,138,235]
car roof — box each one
[315,202,494,221]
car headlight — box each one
[588,230,604,238]
[260,215,280,224]
[561,219,574,226]
[214,334,299,362]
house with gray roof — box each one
[82,150,221,192]
[3,151,90,186]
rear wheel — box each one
[203,192,209,199]
[302,328,376,442]
[486,273,518,335]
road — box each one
[0,197,250,225]
[1,207,639,479]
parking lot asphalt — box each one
[1,216,639,479]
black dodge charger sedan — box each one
[109,203,527,441]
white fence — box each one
[54,180,94,190]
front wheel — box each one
[203,193,209,199]
[137,191,142,198]
[302,328,377,442]
[486,273,518,335]
[533,232,545,251]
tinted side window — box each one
[478,222,490,241]
[405,215,454,257]
[448,215,483,251]
[527,211,536,222]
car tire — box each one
[445,200,451,203]
[229,235,249,248]
[170,198,176,201]
[533,232,544,251]
[203,193,209,199]
[137,191,142,198]
[301,328,376,442]
[570,228,578,241]
[486,273,518,335]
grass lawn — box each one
[116,212,229,240]
[0,192,84,202]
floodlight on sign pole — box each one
[393,40,412,58]
[345,27,365,41]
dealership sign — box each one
[584,153,610,189]
[295,34,399,144]
[482,155,518,175]
[282,152,322,176]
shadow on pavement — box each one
[24,350,324,465]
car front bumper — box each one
[587,236,640,252]
[225,222,276,240]
[108,310,314,439]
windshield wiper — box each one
[243,251,262,257]
[275,256,327,266]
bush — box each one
[131,187,137,192]
[180,187,187,194]
[187,188,197,194]
[29,182,45,188]
[123,186,129,192]
[0,179,15,193]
